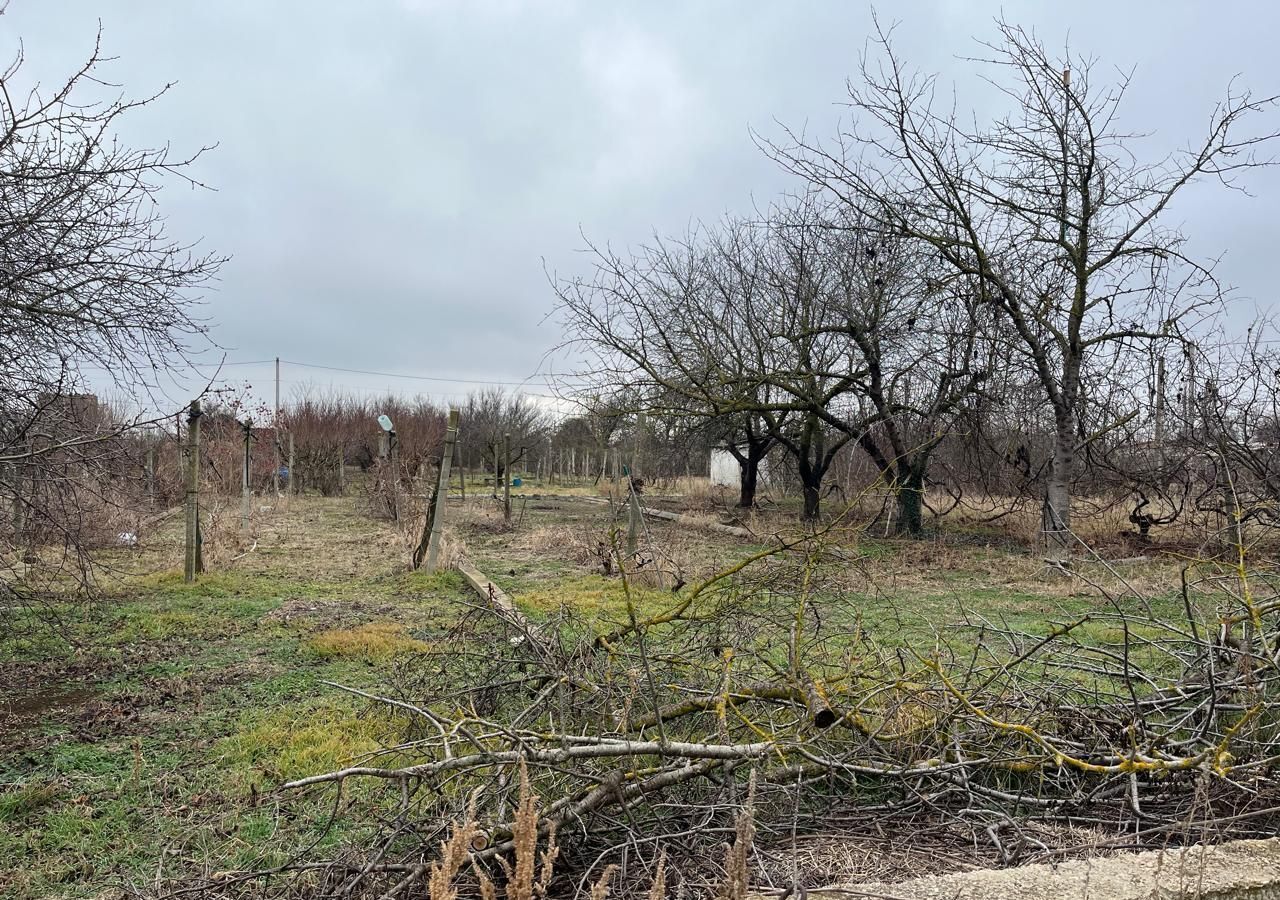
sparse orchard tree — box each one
[811,220,989,535]
[769,18,1277,562]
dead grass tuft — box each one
[307,622,431,659]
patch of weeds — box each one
[306,622,432,659]
[516,574,676,627]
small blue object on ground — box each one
[512,477,522,487]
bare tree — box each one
[769,18,1277,561]
[460,388,547,490]
[554,211,851,519]
[0,26,222,604]
[812,222,988,534]
[557,199,987,528]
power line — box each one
[217,357,564,389]
[280,358,559,388]
[272,377,560,400]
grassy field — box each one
[0,482,1222,898]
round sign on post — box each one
[377,414,394,433]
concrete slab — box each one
[759,838,1280,900]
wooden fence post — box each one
[288,432,295,496]
[184,400,202,583]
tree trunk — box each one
[738,456,759,508]
[1044,410,1075,566]
[795,413,825,522]
[796,446,823,521]
[894,468,925,537]
[800,480,821,520]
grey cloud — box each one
[2,0,1276,404]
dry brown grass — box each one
[429,807,482,900]
[307,622,432,659]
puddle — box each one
[0,684,98,730]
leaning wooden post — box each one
[184,400,202,583]
[415,409,459,571]
[503,432,512,522]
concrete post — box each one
[184,400,202,583]
[503,432,511,522]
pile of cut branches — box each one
[194,529,1280,899]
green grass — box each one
[1,529,480,897]
[1,493,1231,898]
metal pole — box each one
[273,357,280,495]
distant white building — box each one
[709,448,740,486]
[709,447,771,487]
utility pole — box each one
[273,357,281,495]
[184,400,202,583]
[503,432,512,522]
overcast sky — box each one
[3,1,1277,410]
